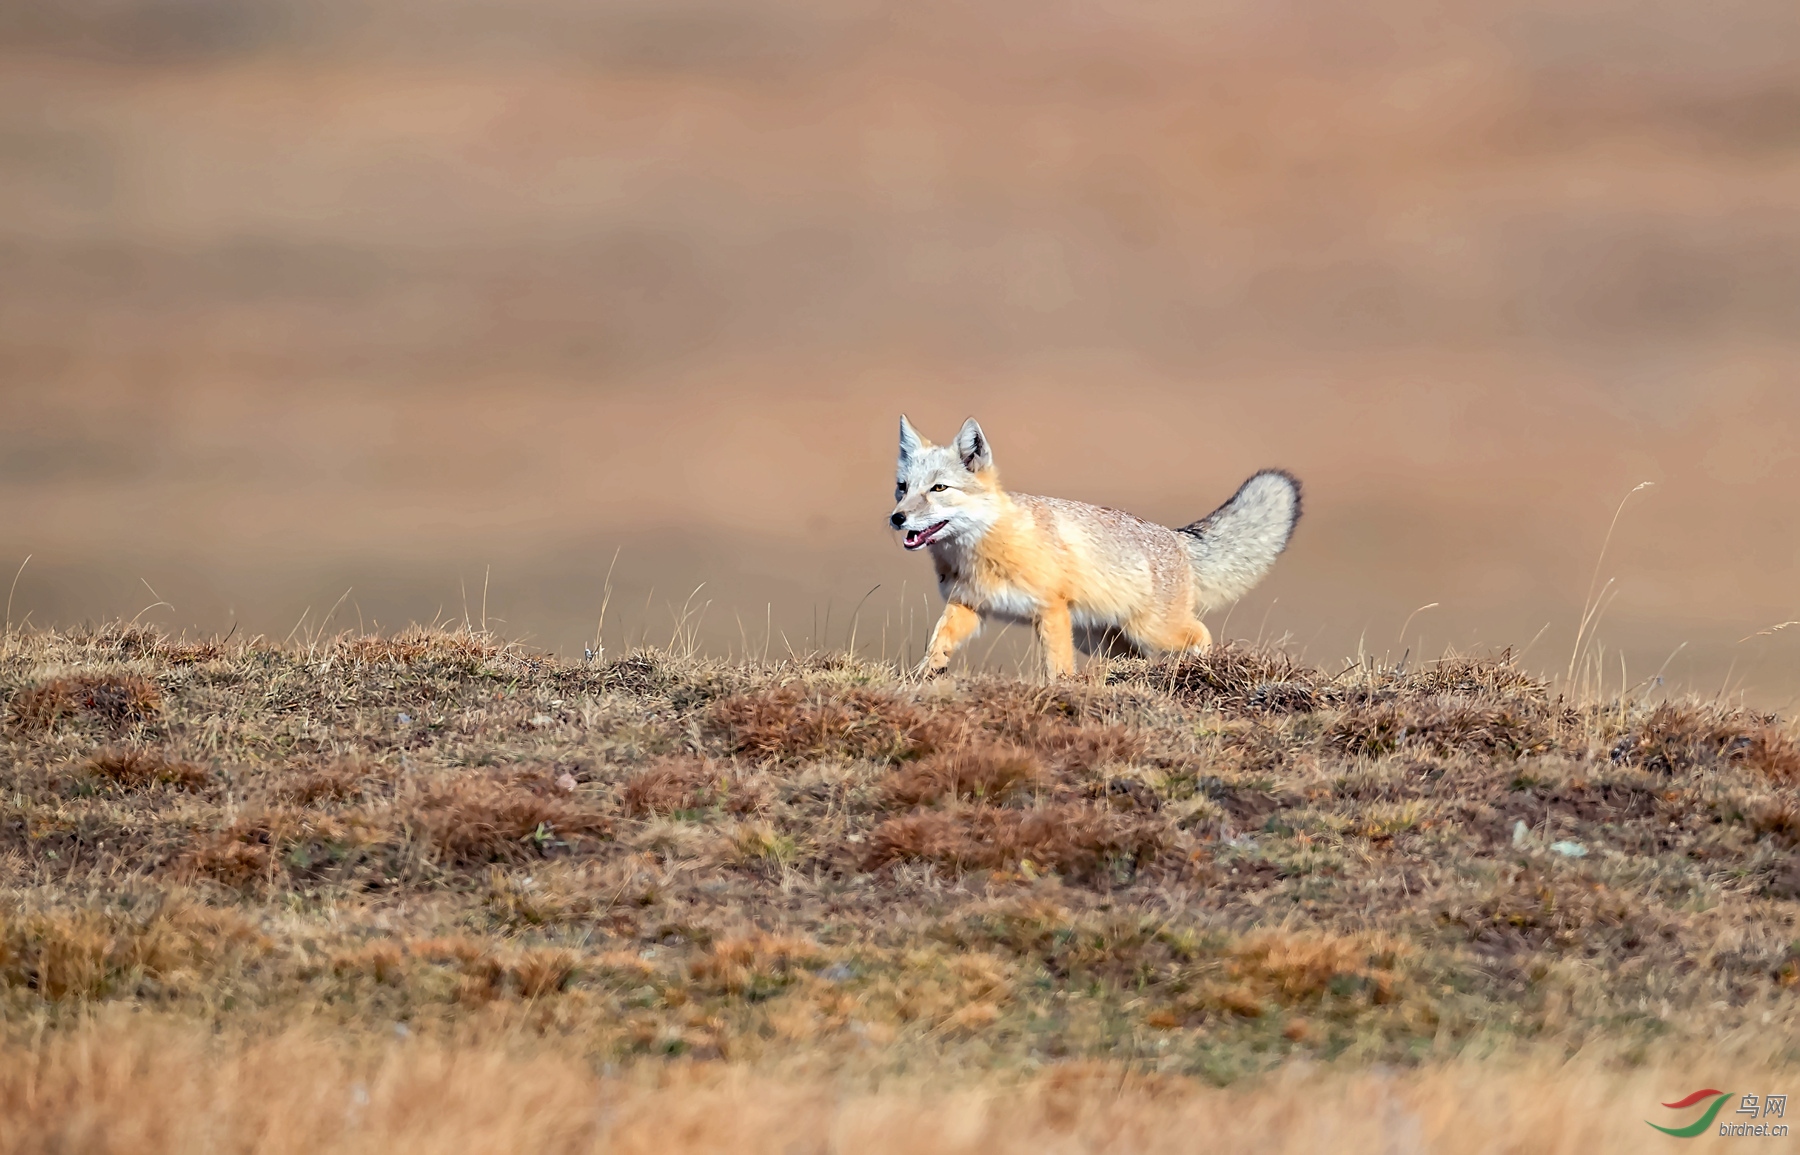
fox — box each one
[888,416,1301,679]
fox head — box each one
[889,415,1004,551]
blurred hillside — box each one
[2,0,1798,699]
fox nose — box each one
[889,511,906,529]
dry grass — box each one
[0,895,267,1002]
[882,745,1046,806]
[621,758,766,818]
[6,671,161,732]
[0,1022,1788,1154]
[0,622,1796,1116]
[410,771,615,867]
[710,685,943,762]
[867,803,1166,880]
[84,748,209,792]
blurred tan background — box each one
[3,0,1797,701]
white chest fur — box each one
[936,568,1042,625]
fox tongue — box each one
[905,521,948,549]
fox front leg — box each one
[1036,599,1077,679]
[918,602,981,677]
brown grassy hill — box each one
[0,624,1796,1150]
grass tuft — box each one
[8,672,161,731]
[867,802,1166,880]
[412,772,613,866]
[85,748,208,792]
[882,744,1045,806]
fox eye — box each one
[930,483,949,493]
[895,484,905,500]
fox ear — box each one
[955,417,992,472]
[898,415,924,464]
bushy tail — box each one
[1176,470,1302,611]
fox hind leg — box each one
[1127,615,1212,657]
[918,602,981,677]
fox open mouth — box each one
[903,520,950,550]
